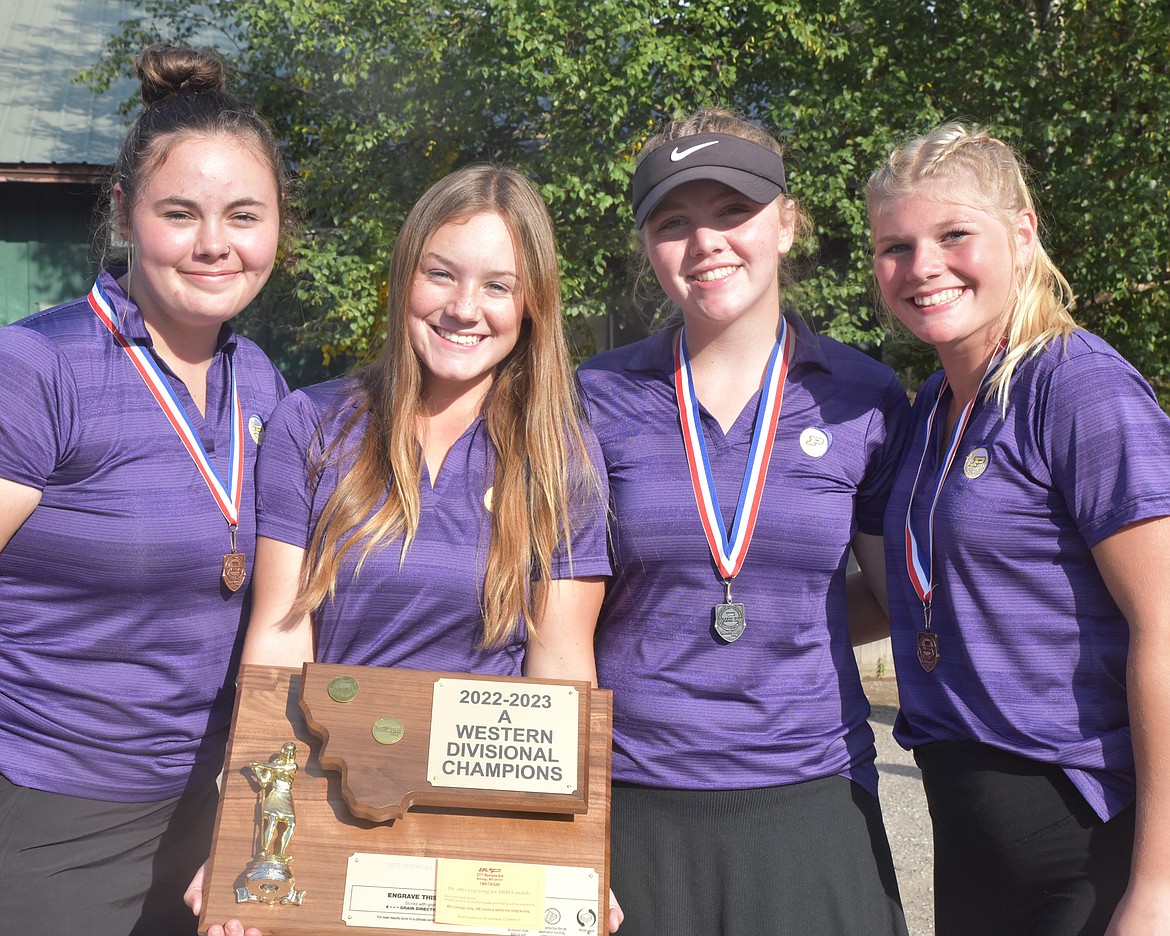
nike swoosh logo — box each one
[670,141,720,162]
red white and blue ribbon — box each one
[88,279,243,528]
[904,340,1008,613]
[674,318,793,581]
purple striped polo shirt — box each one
[0,270,288,800]
[578,315,912,793]
[885,330,1170,820]
[255,377,612,673]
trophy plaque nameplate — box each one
[199,663,612,936]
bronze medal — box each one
[917,630,939,672]
[222,551,247,592]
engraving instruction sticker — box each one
[434,858,544,929]
[342,853,601,934]
[428,679,579,794]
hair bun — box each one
[134,44,227,107]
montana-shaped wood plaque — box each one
[199,663,613,936]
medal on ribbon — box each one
[674,319,793,644]
[88,280,247,591]
[904,341,1007,671]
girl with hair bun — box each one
[0,44,288,933]
[192,163,614,936]
[869,122,1170,934]
[578,107,910,936]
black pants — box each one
[611,775,908,936]
[0,772,218,936]
[916,741,1135,936]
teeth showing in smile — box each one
[437,327,483,346]
[692,266,737,283]
[914,288,964,307]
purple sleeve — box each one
[549,421,613,581]
[255,390,325,549]
[1037,349,1170,547]
[855,372,913,536]
[0,327,77,489]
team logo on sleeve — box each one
[963,447,989,479]
[248,415,266,446]
[799,427,832,458]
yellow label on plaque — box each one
[434,858,545,930]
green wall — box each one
[0,182,102,325]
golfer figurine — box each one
[237,742,305,906]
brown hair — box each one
[298,165,598,647]
[866,122,1076,409]
[100,44,291,264]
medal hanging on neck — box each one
[674,319,793,643]
[904,340,1007,671]
[88,281,248,592]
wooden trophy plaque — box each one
[200,663,613,936]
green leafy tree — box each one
[84,1,1170,402]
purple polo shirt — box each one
[255,377,611,672]
[578,316,911,793]
[885,331,1170,820]
[0,271,288,801]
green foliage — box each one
[84,0,1170,401]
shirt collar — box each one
[623,311,831,377]
[96,268,238,354]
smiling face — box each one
[643,179,794,339]
[117,132,280,351]
[871,180,1036,370]
[407,212,523,406]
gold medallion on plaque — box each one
[327,675,360,704]
[372,716,405,745]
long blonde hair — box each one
[866,122,1077,409]
[298,165,596,647]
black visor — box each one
[632,132,788,228]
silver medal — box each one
[713,580,746,642]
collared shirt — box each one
[579,315,911,792]
[0,270,288,800]
[256,377,612,673]
[886,330,1170,820]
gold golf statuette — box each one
[236,741,306,906]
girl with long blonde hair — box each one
[869,122,1170,935]
[242,163,609,680]
[191,164,616,935]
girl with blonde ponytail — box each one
[869,123,1170,935]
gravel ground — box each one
[864,678,934,936]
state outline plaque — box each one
[199,663,613,936]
